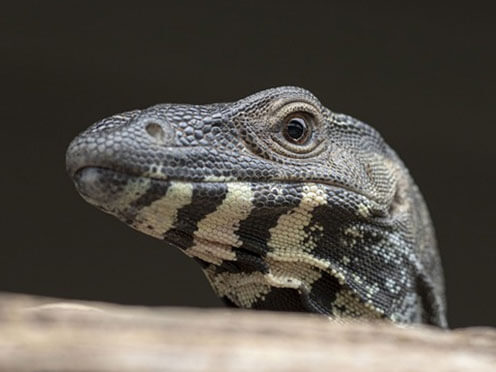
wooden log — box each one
[0,293,494,371]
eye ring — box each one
[282,114,311,144]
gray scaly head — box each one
[66,86,447,327]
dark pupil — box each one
[286,118,306,140]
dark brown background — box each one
[1,2,494,328]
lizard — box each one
[66,86,447,327]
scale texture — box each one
[66,86,447,327]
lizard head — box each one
[66,86,446,326]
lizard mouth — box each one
[73,163,389,237]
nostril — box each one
[145,122,166,143]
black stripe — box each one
[216,247,269,274]
[123,179,170,225]
[303,271,341,315]
[130,179,170,209]
[235,183,304,257]
[162,183,228,250]
[251,288,308,312]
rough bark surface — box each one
[0,293,494,372]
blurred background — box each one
[1,2,494,328]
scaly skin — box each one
[66,86,447,326]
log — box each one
[0,293,494,371]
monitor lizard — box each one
[66,86,447,327]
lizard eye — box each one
[264,104,323,158]
[283,115,311,144]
